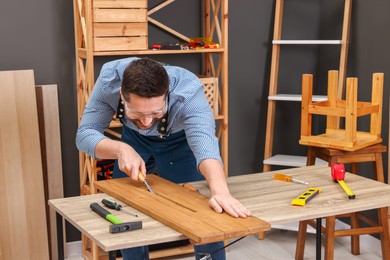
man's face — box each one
[122,93,167,130]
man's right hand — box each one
[117,142,146,181]
[95,139,146,182]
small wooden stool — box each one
[299,71,384,151]
[295,144,390,260]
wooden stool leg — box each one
[295,221,308,260]
[325,216,336,260]
[374,152,384,182]
[257,231,266,240]
[349,163,360,255]
[350,163,358,174]
[350,212,360,255]
[306,147,316,166]
[378,207,390,260]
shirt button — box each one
[170,162,173,165]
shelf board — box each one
[263,154,327,167]
[84,48,225,57]
[272,40,342,45]
[268,94,327,102]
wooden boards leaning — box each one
[94,175,270,244]
[36,85,64,260]
[0,70,49,259]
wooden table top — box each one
[192,165,390,224]
[49,165,390,252]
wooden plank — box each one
[36,85,64,260]
[94,9,147,23]
[94,36,148,51]
[94,175,270,244]
[0,70,49,259]
[93,0,147,8]
[94,22,147,37]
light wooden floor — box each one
[66,228,382,260]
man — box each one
[76,57,250,260]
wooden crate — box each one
[300,70,384,151]
[93,0,148,51]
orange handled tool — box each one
[138,172,157,195]
[274,173,309,186]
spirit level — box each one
[291,187,321,206]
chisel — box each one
[138,171,157,195]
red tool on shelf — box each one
[331,163,356,199]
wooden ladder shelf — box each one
[263,0,352,171]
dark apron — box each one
[113,125,204,183]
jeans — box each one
[120,241,226,260]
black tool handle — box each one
[102,198,122,210]
[90,203,110,219]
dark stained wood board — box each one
[94,175,270,244]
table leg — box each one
[109,251,117,260]
[56,212,65,260]
[316,218,322,260]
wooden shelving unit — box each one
[263,0,352,171]
[73,0,228,258]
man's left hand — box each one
[208,192,251,218]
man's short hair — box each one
[121,58,169,101]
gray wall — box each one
[0,0,388,242]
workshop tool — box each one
[182,183,199,193]
[331,163,356,199]
[102,198,138,217]
[90,203,142,233]
[274,173,309,185]
[292,187,321,206]
[138,171,156,195]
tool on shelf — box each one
[291,187,321,206]
[274,173,309,185]
[102,198,138,217]
[90,203,142,233]
[331,163,356,199]
[138,171,157,195]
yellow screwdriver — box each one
[274,173,309,186]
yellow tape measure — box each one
[337,180,356,199]
[291,187,321,206]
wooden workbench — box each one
[49,165,390,259]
